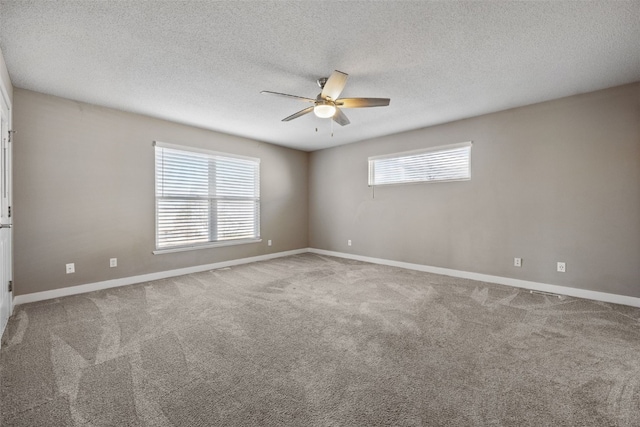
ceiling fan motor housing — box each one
[317,77,328,89]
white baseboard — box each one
[309,248,640,308]
[13,247,640,309]
[12,248,309,306]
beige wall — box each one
[12,83,640,299]
[309,83,640,298]
[13,89,309,295]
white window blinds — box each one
[154,142,260,251]
[368,142,471,186]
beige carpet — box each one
[1,253,640,426]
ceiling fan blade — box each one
[282,106,315,122]
[261,91,315,103]
[337,98,390,108]
[332,108,350,126]
[321,70,349,100]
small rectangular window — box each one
[368,142,472,186]
[154,141,260,252]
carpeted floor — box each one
[1,253,639,426]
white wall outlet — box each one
[514,257,522,267]
[110,258,117,268]
[557,262,566,273]
[348,240,352,246]
[66,263,75,274]
[267,240,272,246]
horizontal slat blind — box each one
[155,144,260,250]
[157,199,210,247]
[369,142,471,186]
[217,200,260,240]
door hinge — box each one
[7,206,10,218]
[8,281,12,292]
[8,130,16,143]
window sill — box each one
[153,238,262,255]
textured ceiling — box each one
[0,1,639,151]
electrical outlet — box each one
[514,257,522,267]
[267,240,272,246]
[348,240,352,246]
[557,262,566,273]
[110,258,117,268]
[66,263,75,274]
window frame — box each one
[153,141,261,254]
[368,141,472,187]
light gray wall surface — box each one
[309,83,640,298]
[13,89,309,296]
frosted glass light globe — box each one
[314,104,336,118]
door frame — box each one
[0,78,13,343]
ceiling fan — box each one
[261,70,390,126]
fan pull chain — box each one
[331,118,334,137]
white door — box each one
[0,90,12,343]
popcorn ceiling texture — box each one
[2,254,640,425]
[0,1,638,151]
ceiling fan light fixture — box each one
[314,103,336,118]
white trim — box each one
[153,238,262,255]
[308,248,640,308]
[154,142,261,250]
[13,247,640,309]
[368,142,472,187]
[0,87,10,116]
[0,77,11,345]
[13,248,308,306]
[0,74,11,112]
[153,140,260,163]
[368,141,472,161]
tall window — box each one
[154,142,260,252]
[368,142,471,186]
